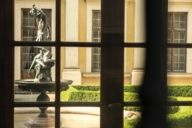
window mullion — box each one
[55,0,61,128]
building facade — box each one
[14,0,192,85]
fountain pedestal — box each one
[15,80,72,128]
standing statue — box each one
[29,4,50,41]
[29,47,55,82]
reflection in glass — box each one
[60,47,100,102]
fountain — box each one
[15,5,72,128]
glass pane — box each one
[60,47,100,102]
[61,0,101,42]
[168,106,192,128]
[124,0,145,43]
[14,46,56,102]
[167,12,187,44]
[124,48,145,102]
[124,107,141,128]
[167,48,186,72]
[61,107,100,128]
[14,0,55,41]
[14,107,55,128]
[167,47,192,101]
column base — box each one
[62,68,81,85]
[131,69,144,85]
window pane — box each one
[61,0,101,42]
[168,106,192,128]
[167,48,192,100]
[14,1,55,41]
[124,48,145,102]
[167,48,186,72]
[14,47,56,102]
[61,107,100,128]
[14,107,55,128]
[124,0,145,43]
[60,47,100,102]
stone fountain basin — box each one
[15,79,73,92]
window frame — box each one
[3,0,192,128]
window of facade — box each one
[168,12,187,72]
[92,10,101,72]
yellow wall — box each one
[60,0,66,77]
[78,0,87,72]
[168,74,192,85]
[125,0,135,73]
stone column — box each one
[131,0,145,85]
[62,0,81,85]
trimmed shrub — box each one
[124,118,139,128]
[72,85,100,91]
[60,86,78,101]
[68,91,100,102]
[168,106,192,128]
[124,92,139,101]
[168,97,179,114]
[72,85,192,97]
[124,86,139,93]
[167,86,192,97]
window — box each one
[168,13,187,72]
[0,0,171,128]
[92,10,101,72]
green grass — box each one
[168,106,192,128]
[124,119,139,128]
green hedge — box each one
[124,92,139,101]
[73,85,192,97]
[69,91,100,102]
[167,86,192,97]
[61,87,179,114]
[61,88,138,102]
[72,85,139,92]
[168,97,180,114]
[72,86,100,91]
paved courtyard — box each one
[14,107,100,128]
[14,93,100,128]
